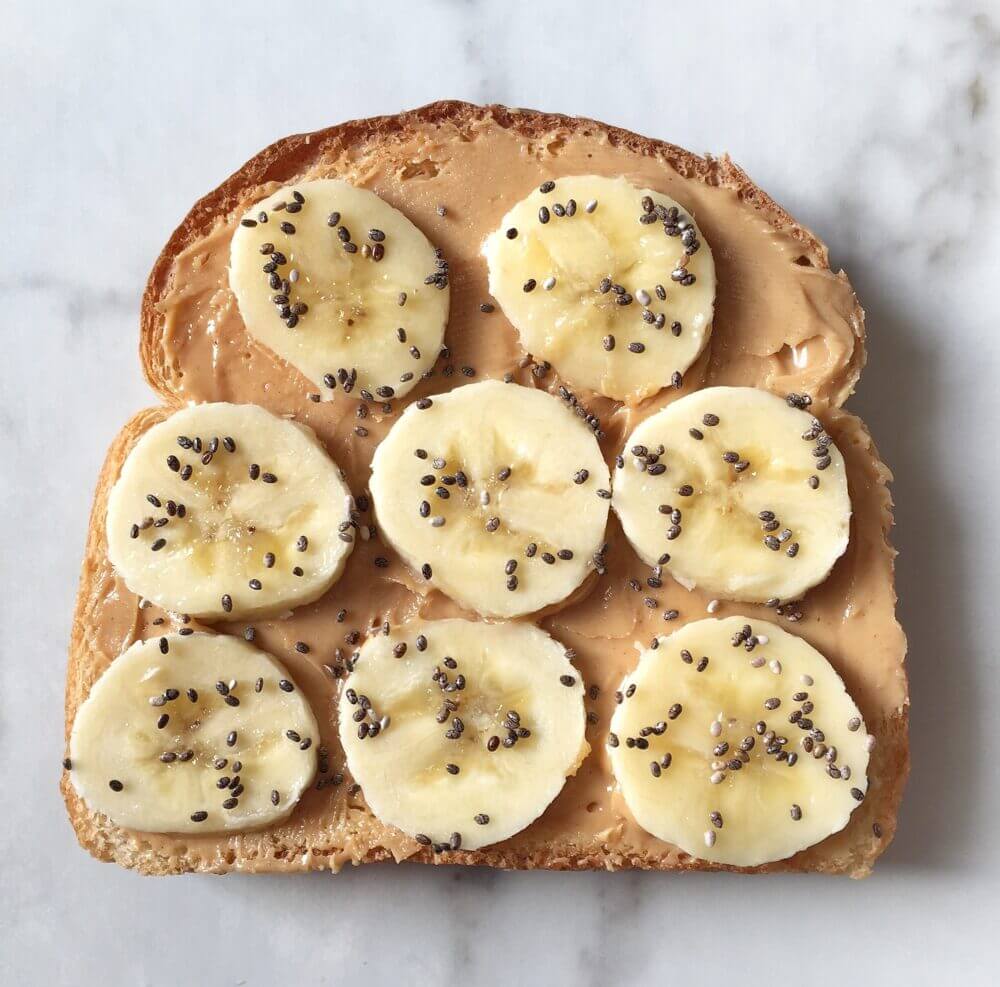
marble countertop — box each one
[2,1,998,984]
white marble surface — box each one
[2,0,998,983]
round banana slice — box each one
[609,617,870,866]
[370,380,611,618]
[339,619,588,852]
[483,175,715,403]
[230,179,449,401]
[613,386,851,603]
[68,633,319,834]
[106,402,354,620]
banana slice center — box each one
[484,176,716,402]
[230,179,449,400]
[106,402,354,620]
[68,633,319,834]
[609,617,869,866]
[614,387,851,602]
[370,380,610,618]
[340,619,588,852]
[130,439,310,578]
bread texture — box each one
[64,101,908,876]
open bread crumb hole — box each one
[399,159,440,181]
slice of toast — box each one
[64,101,908,876]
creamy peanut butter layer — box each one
[68,106,906,874]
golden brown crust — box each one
[68,100,906,877]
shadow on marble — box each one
[846,254,971,872]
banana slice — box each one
[68,633,319,834]
[370,380,611,618]
[483,175,715,403]
[106,402,354,620]
[339,619,588,852]
[609,617,870,866]
[230,179,448,401]
[613,386,851,603]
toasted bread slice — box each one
[64,101,907,876]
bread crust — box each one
[66,101,907,876]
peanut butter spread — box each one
[72,107,906,874]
